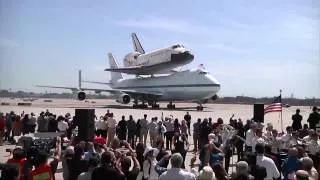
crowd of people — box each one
[0,106,319,180]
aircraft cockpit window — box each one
[172,45,180,49]
[199,71,208,75]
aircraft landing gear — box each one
[133,100,148,109]
[196,105,204,111]
[148,101,160,109]
[167,102,176,109]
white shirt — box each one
[159,168,196,180]
[107,118,117,129]
[58,121,69,131]
[256,155,280,180]
[245,129,255,146]
[139,118,149,134]
[148,121,158,133]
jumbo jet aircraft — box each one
[104,33,194,75]
[38,53,220,111]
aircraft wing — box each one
[81,87,163,98]
[36,85,78,91]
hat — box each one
[143,146,159,157]
[197,166,216,180]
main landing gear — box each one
[196,105,204,111]
[133,100,160,109]
[167,101,176,109]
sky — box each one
[0,0,319,98]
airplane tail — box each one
[131,33,145,54]
[108,53,123,83]
[78,70,82,90]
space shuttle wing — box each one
[104,66,152,75]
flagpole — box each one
[280,89,283,132]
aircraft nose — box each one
[171,51,194,62]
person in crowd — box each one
[173,133,189,169]
[196,165,215,180]
[234,120,245,160]
[67,145,89,180]
[148,118,158,147]
[173,118,181,135]
[193,118,202,152]
[280,126,294,151]
[84,142,98,161]
[121,153,140,180]
[184,112,191,136]
[57,115,69,132]
[164,117,174,150]
[107,113,117,147]
[230,161,254,180]
[127,115,137,148]
[12,115,22,137]
[48,114,58,132]
[0,164,19,180]
[135,142,145,171]
[305,130,320,169]
[136,118,141,143]
[91,151,125,180]
[22,114,29,135]
[156,121,167,140]
[301,157,318,180]
[299,124,309,139]
[245,122,257,152]
[139,114,149,146]
[0,113,5,145]
[180,120,188,139]
[95,116,104,137]
[143,147,159,180]
[117,116,127,141]
[307,106,320,130]
[5,112,14,141]
[264,145,280,171]
[208,118,213,132]
[294,170,310,180]
[251,128,266,153]
[264,123,273,139]
[28,112,37,133]
[282,147,301,180]
[37,112,48,132]
[159,153,196,180]
[199,119,211,148]
[255,143,280,180]
[77,156,99,180]
[292,109,303,131]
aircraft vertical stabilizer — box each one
[108,53,123,82]
[131,33,145,54]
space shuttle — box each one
[104,33,194,75]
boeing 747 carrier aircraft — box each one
[38,54,220,110]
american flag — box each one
[264,95,282,114]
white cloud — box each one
[208,43,254,54]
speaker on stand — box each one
[75,109,95,142]
[253,103,264,123]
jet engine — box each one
[211,95,218,101]
[77,91,86,101]
[116,94,131,104]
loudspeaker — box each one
[75,109,95,142]
[253,103,264,123]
